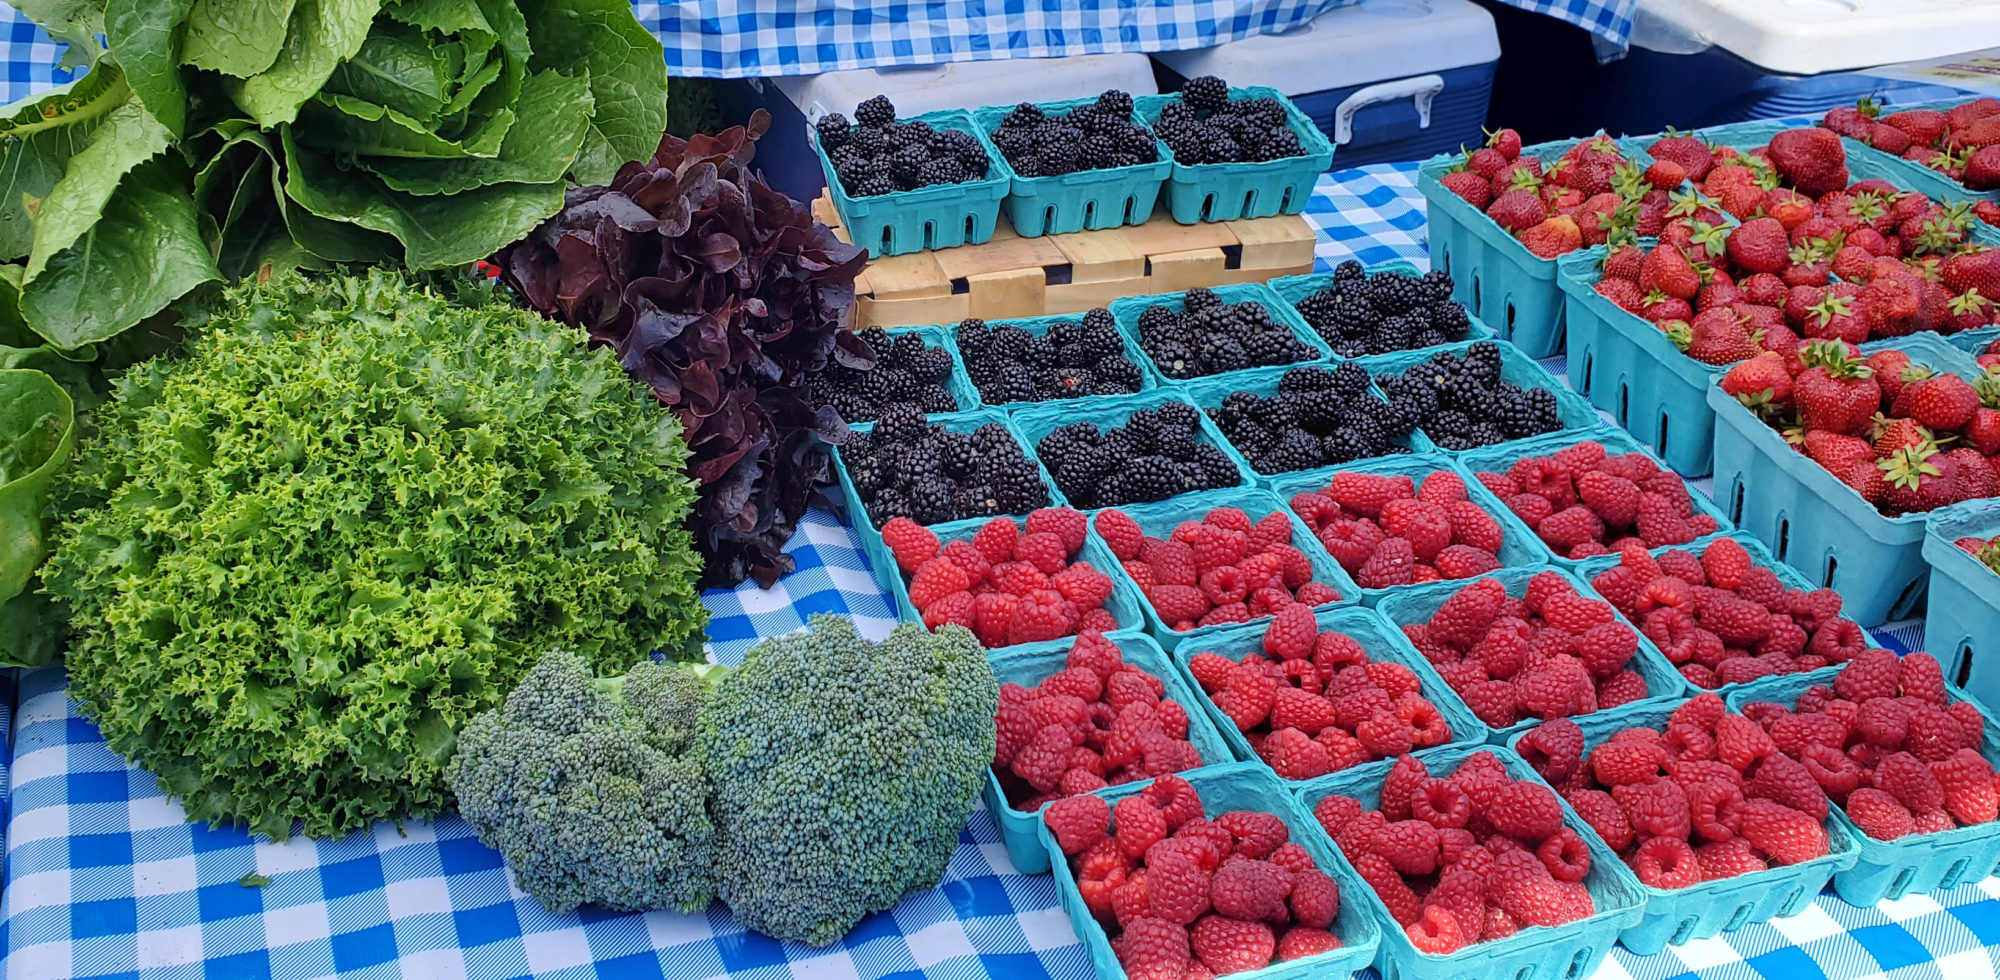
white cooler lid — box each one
[1633,0,2000,76]
[771,54,1158,123]
[1151,0,1499,96]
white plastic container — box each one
[745,54,1158,199]
[1151,0,1499,168]
[1631,0,2000,76]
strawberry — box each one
[1648,131,1713,181]
[1767,128,1850,196]
[1673,308,1759,366]
[1644,159,1687,190]
[1761,188,1816,229]
[1881,446,1958,514]
[1442,169,1493,209]
[1867,350,1918,402]
[1640,243,1702,301]
[1898,374,1980,432]
[1948,96,2000,133]
[1726,217,1790,274]
[1823,99,1879,139]
[1942,250,2000,299]
[1520,216,1583,259]
[1883,108,1947,147]
[1488,189,1548,233]
[1721,352,1793,416]
[1488,127,1524,160]
[1794,342,1882,436]
[1872,417,1935,460]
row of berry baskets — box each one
[815,86,1334,257]
[995,619,2000,980]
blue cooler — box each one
[1151,0,1500,168]
[727,55,1160,202]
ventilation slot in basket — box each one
[1942,858,1970,888]
[1671,916,1701,944]
[1724,902,1755,930]
[1566,948,1592,978]
[1889,867,1916,898]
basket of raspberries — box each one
[1513,698,1850,954]
[978,90,1172,237]
[957,310,1150,406]
[1921,502,2000,699]
[1465,434,1724,564]
[1179,606,1477,780]
[1114,285,1324,383]
[1136,75,1335,223]
[988,631,1231,874]
[1277,260,1486,358]
[838,406,1052,527]
[1370,341,1576,452]
[1730,650,2000,906]
[1195,362,1424,476]
[808,325,967,421]
[1092,495,1352,642]
[877,508,1137,649]
[1380,567,1673,739]
[1278,460,1535,591]
[1023,396,1245,509]
[1583,536,1874,691]
[1041,765,1378,979]
[1822,95,2000,202]
[1304,746,1637,975]
[811,94,1007,255]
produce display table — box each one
[0,158,1988,980]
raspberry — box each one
[1260,727,1331,780]
[1042,666,1106,703]
[1216,809,1289,859]
[1716,714,1777,774]
[1901,653,1948,705]
[1027,507,1087,554]
[1577,470,1642,530]
[1405,905,1467,955]
[1695,838,1769,881]
[1801,741,1865,800]
[1431,544,1498,580]
[1853,696,1908,749]
[1950,701,1989,751]
[1683,775,1745,842]
[1510,457,1576,508]
[1382,498,1455,561]
[1356,538,1418,588]
[1574,621,1638,678]
[1147,584,1210,627]
[1269,686,1338,738]
[1537,826,1591,881]
[1290,491,1343,531]
[1190,914,1278,975]
[1845,787,1917,840]
[1047,794,1112,854]
[1113,916,1190,980]
[1096,509,1145,561]
[1144,851,1211,926]
[1427,865,1488,941]
[909,557,973,612]
[1524,570,1575,615]
[1513,658,1592,721]
[1013,725,1075,792]
[1415,469,1467,504]
[1932,748,1999,826]
[1374,818,1441,875]
[1015,531,1070,575]
[1263,604,1318,660]
[1357,708,1416,757]
[1147,539,1199,586]
[1406,777,1469,830]
[1062,767,1110,796]
[1518,718,1585,784]
[1325,471,1413,518]
[1787,589,1845,632]
[1068,630,1126,679]
[1567,788,1634,852]
[1399,697,1452,748]
[1630,835,1702,889]
[922,589,977,630]
[1489,781,1565,843]
[1537,506,1605,552]
[1277,926,1341,961]
[1246,510,1294,554]
[1208,858,1290,922]
[1490,868,1587,928]
[1381,754,1429,821]
[1080,605,1118,632]
[1158,699,1190,739]
[1876,751,1946,813]
[1199,603,1252,628]
[1333,686,1393,731]
[1808,620,1868,664]
[1317,519,1384,572]
[1296,581,1341,606]
[1738,799,1828,864]
[1180,523,1248,574]
[1113,869,1154,928]
[1116,795,1172,860]
[1700,595,1773,646]
[1915,808,1957,834]
[1288,868,1340,929]
[940,539,993,584]
[1429,577,1507,648]
[1052,563,1114,610]
[1462,680,1518,728]
[973,516,1020,564]
[1597,670,1651,708]
[1187,651,1235,693]
[1312,794,1363,838]
[1614,778,1692,840]
[1906,704,1967,763]
[881,516,942,572]
[1735,565,1787,609]
[1748,752,1829,820]
[1143,773,1204,831]
[1010,589,1080,644]
[993,561,1050,597]
[1636,494,1699,547]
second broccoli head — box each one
[448,615,998,946]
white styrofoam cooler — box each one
[742,54,1158,200]
[1631,0,2000,76]
[1151,0,1499,168]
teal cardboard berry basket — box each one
[1373,565,1690,744]
[1261,452,1549,607]
[1268,260,1497,355]
[1416,135,1659,359]
[1727,671,2000,906]
[1177,362,1434,482]
[1108,282,1334,388]
[1458,428,1735,569]
[1292,742,1647,980]
[871,324,986,416]
[1557,240,1731,478]
[1571,532,1884,698]
[1949,325,2000,360]
[983,632,1234,874]
[1090,485,1360,653]
[1356,340,1604,456]
[1171,604,1483,771]
[886,510,1147,649]
[832,408,1065,599]
[1133,87,1335,224]
[972,98,1174,237]
[1705,333,1991,626]
[1041,761,1381,980]
[1504,697,1857,954]
[813,108,1010,257]
[948,311,1158,411]
[1011,387,1255,509]
[1922,501,2000,711]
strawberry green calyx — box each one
[1688,220,1731,256]
[1743,154,1781,190]
[1879,446,1942,491]
[1902,363,1937,385]
[1642,288,1670,306]
[1979,540,2000,576]
[1801,339,1873,377]
[1808,294,1855,327]
[1849,191,1888,223]
[1914,216,1968,255]
[1507,168,1545,193]
[1663,320,1693,351]
[1951,289,1989,317]
[1666,188,1716,219]
[1976,369,2000,410]
[1857,95,1883,119]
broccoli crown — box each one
[700,616,999,946]
[448,650,715,915]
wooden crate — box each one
[812,194,1317,328]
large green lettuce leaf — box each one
[520,0,667,184]
[181,0,298,78]
[0,63,132,260]
[24,98,172,281]
[0,368,74,667]
[9,0,105,69]
[105,0,197,134]
[300,91,510,158]
[362,69,591,194]
[322,21,453,120]
[232,0,382,127]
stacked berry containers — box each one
[1012,388,1256,510]
[986,632,1236,873]
[1109,284,1334,388]
[948,312,1160,409]
[1373,566,1691,744]
[973,97,1175,237]
[1170,605,1483,773]
[1459,428,1735,570]
[1356,340,1602,455]
[1292,743,1646,980]
[1505,698,1858,954]
[1133,86,1336,224]
[1040,761,1382,980]
[1920,501,2000,710]
[1090,486,1361,652]
[1416,136,1659,359]
[1262,453,1550,607]
[812,108,1011,257]
[1705,334,1991,626]
[1725,671,2000,906]
[1268,261,1498,356]
[1180,363,1435,483]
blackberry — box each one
[855,95,896,128]
[1366,272,1426,316]
[1373,342,1560,450]
[1332,260,1366,283]
[918,157,966,185]
[1464,341,1504,388]
[1122,455,1185,503]
[1190,444,1240,489]
[1156,76,1304,166]
[908,346,953,382]
[1150,424,1200,459]
[1257,430,1324,474]
[918,386,958,414]
[856,176,896,198]
[1320,427,1373,464]
[1428,302,1471,339]
[1095,89,1135,118]
[1329,361,1373,399]
[816,113,852,148]
[1419,269,1454,307]
[816,331,960,422]
[874,403,927,445]
[1183,75,1230,114]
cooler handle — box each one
[1333,75,1445,145]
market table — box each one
[3,156,1992,979]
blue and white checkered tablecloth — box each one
[0,0,1637,99]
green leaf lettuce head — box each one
[41,269,707,840]
[1,0,670,349]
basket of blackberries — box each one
[974,89,1173,237]
[1016,393,1249,509]
[1135,75,1335,223]
[1110,284,1330,383]
[1186,362,1432,476]
[812,94,1009,257]
[807,325,978,422]
[956,309,1153,407]
[1273,259,1493,358]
